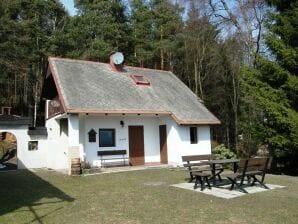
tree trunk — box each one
[194,61,198,96]
[160,25,164,70]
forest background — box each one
[0,0,297,174]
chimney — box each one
[110,52,124,72]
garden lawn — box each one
[0,168,297,224]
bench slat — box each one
[97,150,126,156]
[182,155,211,162]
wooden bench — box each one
[226,157,270,193]
[192,171,211,190]
[97,150,128,168]
[181,155,224,183]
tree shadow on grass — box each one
[0,161,74,223]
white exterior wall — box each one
[1,114,212,170]
[81,115,211,167]
[82,115,161,166]
[164,117,211,166]
[0,125,48,169]
[45,117,69,169]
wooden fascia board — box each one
[170,114,221,125]
[48,57,67,113]
[66,109,221,125]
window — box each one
[28,141,38,151]
[88,129,97,142]
[99,129,115,147]
[60,118,68,136]
[130,74,150,86]
[190,127,198,144]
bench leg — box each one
[204,176,211,189]
[194,176,202,189]
[229,179,248,193]
[216,173,222,182]
[189,171,194,183]
[228,177,235,190]
[200,178,205,191]
[250,175,269,189]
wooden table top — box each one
[208,159,239,164]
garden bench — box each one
[226,157,270,193]
[97,150,128,168]
[192,171,211,190]
[181,155,223,182]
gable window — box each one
[99,129,115,147]
[28,141,38,151]
[190,127,198,144]
[88,129,97,142]
[130,74,150,86]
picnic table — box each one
[208,159,239,186]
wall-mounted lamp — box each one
[120,120,124,127]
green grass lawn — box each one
[0,168,297,224]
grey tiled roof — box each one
[49,57,220,124]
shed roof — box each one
[0,115,31,126]
[48,57,220,125]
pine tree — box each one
[66,0,130,61]
[129,0,155,67]
[151,0,183,70]
[241,0,298,173]
[0,0,68,118]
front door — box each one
[159,125,168,164]
[129,126,145,166]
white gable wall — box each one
[164,117,211,165]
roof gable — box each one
[47,57,220,125]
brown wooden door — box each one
[129,126,145,166]
[159,125,168,164]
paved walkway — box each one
[83,164,174,176]
[171,182,285,199]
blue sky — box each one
[59,0,76,16]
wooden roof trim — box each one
[170,114,221,125]
[48,58,67,113]
[66,109,221,124]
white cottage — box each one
[0,53,220,172]
[40,53,220,170]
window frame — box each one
[98,129,116,147]
[189,127,198,144]
[130,74,150,86]
[28,141,38,151]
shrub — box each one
[212,144,237,160]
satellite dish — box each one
[112,52,124,65]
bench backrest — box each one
[255,156,272,171]
[97,150,126,156]
[181,155,211,162]
[237,157,270,178]
[182,155,212,167]
[236,159,249,173]
[247,157,269,172]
